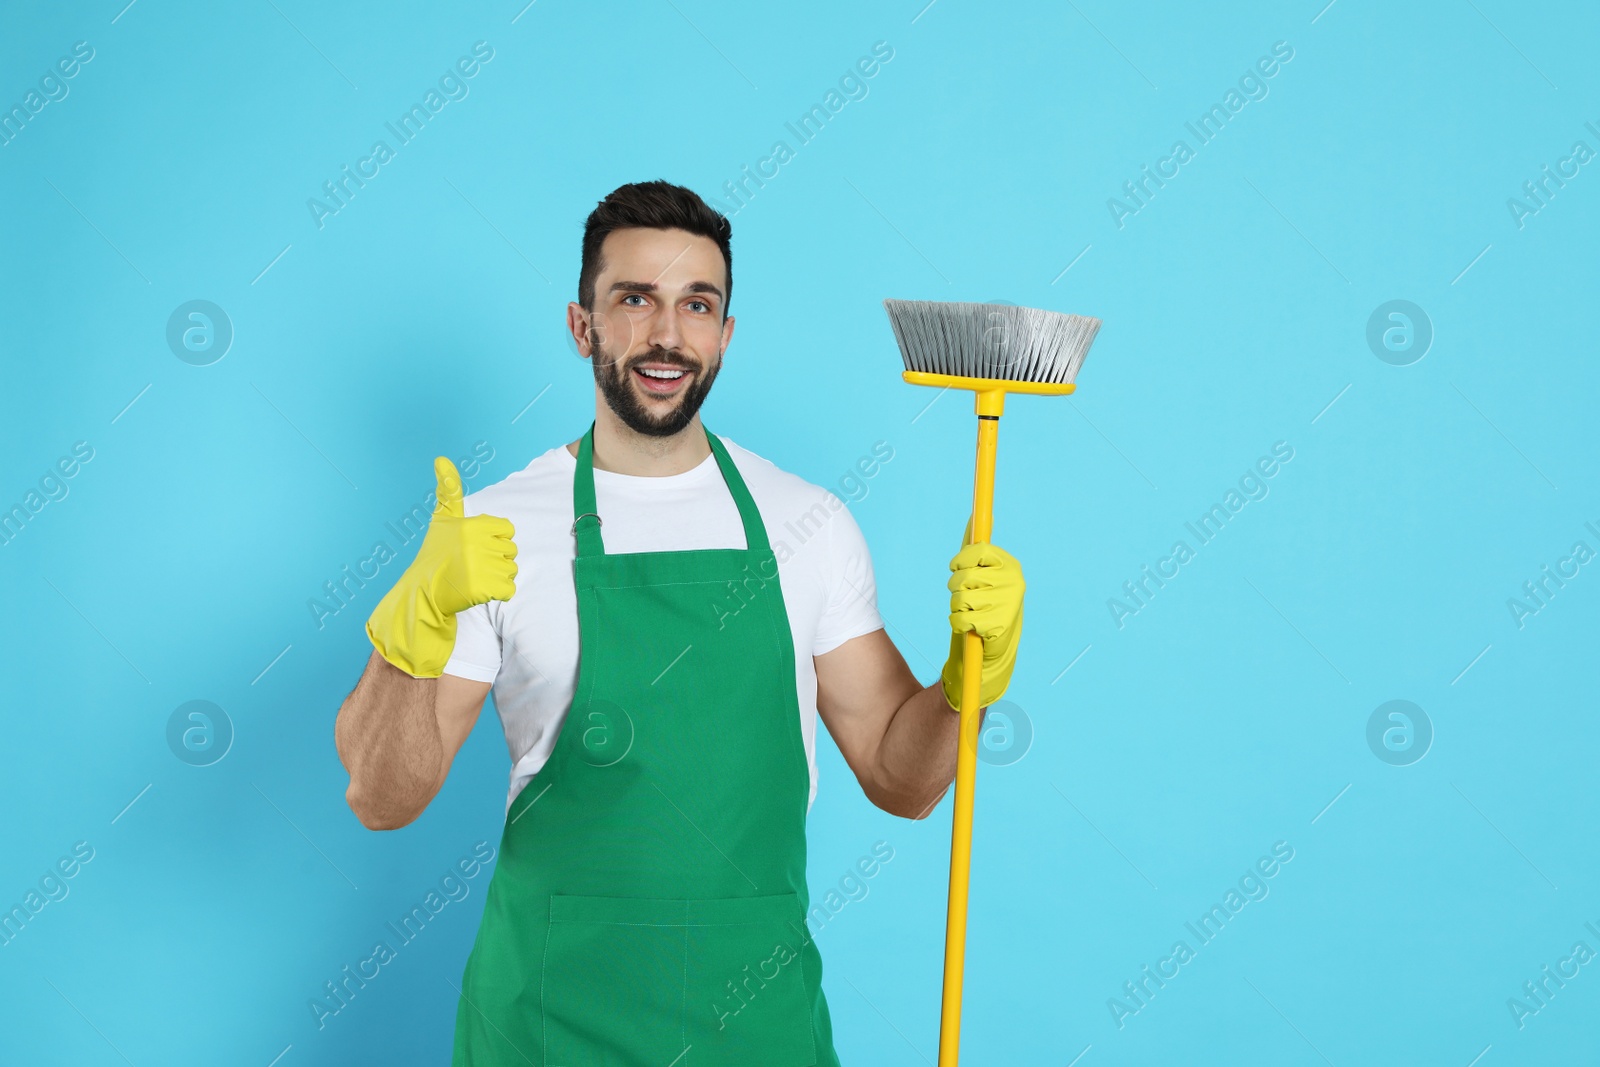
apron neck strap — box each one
[572,422,770,558]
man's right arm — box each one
[334,455,516,830]
[335,652,491,830]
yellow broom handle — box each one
[938,397,1001,1066]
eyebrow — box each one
[609,279,724,305]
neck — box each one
[567,395,711,475]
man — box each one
[333,180,1027,1065]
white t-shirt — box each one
[443,435,885,815]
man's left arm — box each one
[815,631,965,820]
[816,537,1025,820]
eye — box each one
[687,299,711,313]
[622,293,648,307]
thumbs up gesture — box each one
[366,458,518,678]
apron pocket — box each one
[543,893,816,1067]
[684,893,817,1066]
[543,895,692,1066]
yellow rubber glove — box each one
[366,457,518,678]
[940,517,1025,711]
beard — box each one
[590,336,721,438]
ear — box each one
[719,313,736,358]
[567,302,595,359]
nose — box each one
[645,301,685,355]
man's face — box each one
[573,227,734,438]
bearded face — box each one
[589,333,722,438]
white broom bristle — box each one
[883,299,1101,385]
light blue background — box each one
[3,1,1598,1063]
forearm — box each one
[870,683,984,820]
[335,650,446,829]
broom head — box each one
[883,299,1101,403]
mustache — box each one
[622,349,699,372]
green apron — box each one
[452,424,842,1067]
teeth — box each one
[639,367,685,379]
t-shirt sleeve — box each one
[813,492,885,655]
[442,488,506,684]
[442,601,502,683]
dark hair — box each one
[578,180,733,318]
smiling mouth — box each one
[632,363,693,395]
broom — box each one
[883,299,1101,1066]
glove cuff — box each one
[367,578,456,678]
[940,631,968,712]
